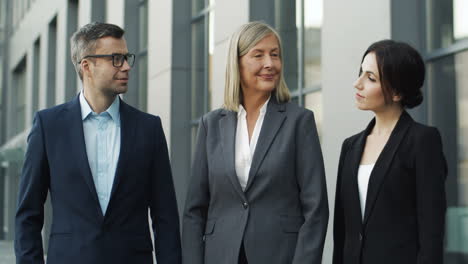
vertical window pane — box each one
[0,57,3,104]
[47,17,57,108]
[138,0,148,111]
[191,19,207,120]
[426,50,468,262]
[304,91,322,139]
[277,0,298,92]
[192,0,206,16]
[304,0,322,89]
[33,39,40,113]
[138,55,147,111]
[426,0,468,51]
[139,2,148,51]
[13,61,26,134]
[454,51,468,207]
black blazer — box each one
[333,111,447,264]
[15,96,182,264]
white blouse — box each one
[357,163,375,220]
[235,97,270,191]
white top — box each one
[235,97,270,191]
[357,163,375,220]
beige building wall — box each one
[147,0,173,145]
[321,0,391,262]
[211,0,249,110]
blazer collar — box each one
[79,91,121,126]
[350,111,413,227]
[218,96,286,198]
[245,96,286,191]
[106,99,136,218]
[65,96,104,220]
[65,95,136,220]
[219,109,245,200]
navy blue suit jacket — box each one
[15,96,182,264]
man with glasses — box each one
[15,22,181,264]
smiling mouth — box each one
[259,74,276,80]
[356,93,365,99]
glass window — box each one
[137,0,148,111]
[190,0,214,154]
[262,0,323,137]
[47,17,57,108]
[426,0,468,51]
[302,0,322,90]
[191,19,207,120]
[13,59,27,135]
[32,39,40,114]
[425,1,468,262]
[426,47,468,264]
[192,0,206,16]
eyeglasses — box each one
[79,53,136,68]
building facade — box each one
[0,0,466,262]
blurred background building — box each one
[0,0,466,263]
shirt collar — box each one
[237,96,270,117]
[79,91,121,126]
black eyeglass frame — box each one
[79,53,136,67]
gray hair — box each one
[223,21,290,111]
[70,22,125,80]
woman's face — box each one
[353,52,388,112]
[239,34,281,96]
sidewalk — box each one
[0,240,14,264]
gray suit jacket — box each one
[182,97,329,264]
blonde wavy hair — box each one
[223,21,291,111]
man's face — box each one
[85,36,131,96]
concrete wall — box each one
[147,0,173,144]
[321,0,391,262]
[211,0,249,110]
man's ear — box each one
[81,59,92,78]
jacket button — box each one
[243,202,249,209]
[359,233,363,241]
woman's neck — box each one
[372,106,403,136]
[241,91,270,114]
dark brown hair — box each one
[361,40,425,108]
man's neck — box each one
[82,87,116,114]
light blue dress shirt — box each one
[80,92,121,214]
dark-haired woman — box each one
[333,40,447,264]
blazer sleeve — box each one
[15,113,49,264]
[292,110,329,264]
[182,116,210,264]
[150,117,182,264]
[332,139,349,264]
[415,127,447,264]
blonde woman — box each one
[182,21,328,264]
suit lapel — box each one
[244,98,286,192]
[65,96,104,220]
[362,111,412,225]
[108,99,136,207]
[219,110,247,200]
[347,129,369,228]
